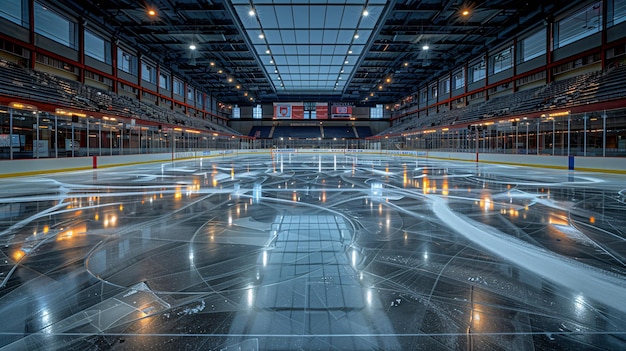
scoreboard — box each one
[331,105,352,119]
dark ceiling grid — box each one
[60,0,569,105]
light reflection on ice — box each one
[432,197,626,313]
[1,154,624,350]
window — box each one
[452,69,464,90]
[196,91,203,108]
[469,61,486,82]
[84,30,110,63]
[173,78,184,96]
[141,62,156,84]
[0,39,26,57]
[440,78,450,95]
[84,70,113,87]
[421,89,428,103]
[253,104,262,119]
[491,46,513,74]
[0,0,24,26]
[187,86,194,101]
[36,53,77,73]
[556,2,602,48]
[613,0,626,25]
[159,72,170,90]
[117,48,136,74]
[34,2,77,49]
[232,105,241,119]
[430,85,438,99]
[370,104,384,119]
[520,29,546,62]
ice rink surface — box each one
[1,153,626,350]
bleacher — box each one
[0,60,83,108]
[248,125,371,139]
[0,59,241,136]
[380,65,626,136]
[3,56,625,140]
[354,126,372,138]
[595,64,626,101]
[248,126,274,138]
[272,126,321,139]
[323,126,356,139]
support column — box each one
[512,37,518,92]
[28,0,36,70]
[546,15,554,84]
[484,54,489,101]
[78,19,85,84]
[111,39,119,94]
[601,0,608,69]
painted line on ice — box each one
[431,196,626,313]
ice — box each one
[432,197,626,312]
[0,154,625,350]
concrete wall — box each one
[426,151,626,173]
[1,150,625,178]
[574,156,626,172]
[0,153,174,177]
[0,157,92,177]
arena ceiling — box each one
[58,0,569,105]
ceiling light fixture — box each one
[363,9,369,17]
[147,9,157,16]
[259,33,264,39]
[422,44,429,50]
[354,32,359,39]
[189,44,196,50]
[249,9,255,16]
[462,9,470,16]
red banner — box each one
[292,105,304,119]
[316,105,328,119]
